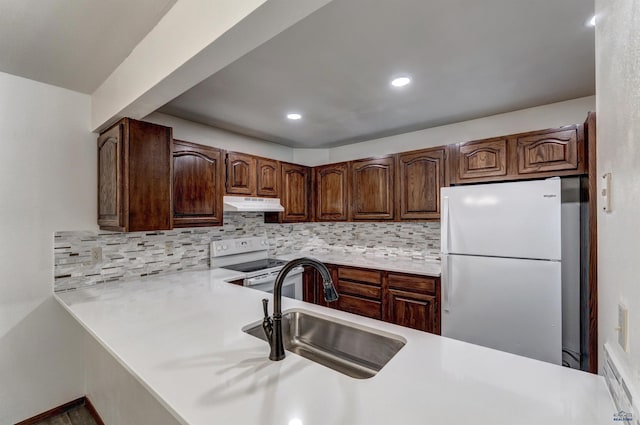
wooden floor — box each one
[32,406,98,425]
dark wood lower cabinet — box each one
[384,272,440,334]
[337,294,381,319]
[385,289,436,333]
[303,265,338,308]
[304,264,440,335]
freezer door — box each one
[442,254,562,365]
[441,178,561,260]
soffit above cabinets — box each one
[159,0,595,148]
[0,0,176,93]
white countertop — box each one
[55,269,612,425]
[276,251,441,277]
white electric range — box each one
[210,237,303,299]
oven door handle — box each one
[245,273,276,286]
[287,266,304,276]
[245,267,304,287]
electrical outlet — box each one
[165,241,174,256]
[90,247,102,264]
[618,303,629,352]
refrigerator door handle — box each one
[441,196,449,254]
[442,255,452,312]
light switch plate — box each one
[619,303,629,352]
[602,172,612,213]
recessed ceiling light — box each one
[286,113,302,120]
[391,76,411,87]
[588,15,596,26]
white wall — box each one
[163,97,595,167]
[84,335,182,425]
[144,112,294,161]
[595,0,640,385]
[292,148,331,167]
[325,96,595,163]
[0,72,96,424]
[92,0,332,130]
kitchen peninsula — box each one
[55,268,612,425]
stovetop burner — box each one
[223,258,287,273]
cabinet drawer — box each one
[338,267,381,285]
[337,294,381,319]
[338,280,381,299]
[388,273,436,294]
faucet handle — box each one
[262,298,269,318]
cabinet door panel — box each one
[128,120,172,231]
[173,141,223,227]
[350,157,395,220]
[456,138,508,182]
[303,265,338,307]
[257,158,279,197]
[516,127,580,174]
[226,152,256,195]
[281,163,310,222]
[315,163,348,221]
[386,289,435,333]
[303,267,317,304]
[97,123,123,229]
[397,148,446,220]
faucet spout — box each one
[264,257,338,361]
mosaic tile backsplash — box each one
[54,213,440,291]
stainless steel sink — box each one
[242,309,406,379]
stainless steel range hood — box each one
[223,196,284,212]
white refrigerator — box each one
[441,178,562,364]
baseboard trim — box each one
[84,397,106,425]
[15,396,105,425]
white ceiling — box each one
[0,0,176,93]
[159,0,596,148]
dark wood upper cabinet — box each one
[256,158,279,197]
[226,152,256,195]
[281,162,311,222]
[97,118,172,232]
[350,156,395,220]
[315,163,349,221]
[397,148,447,220]
[452,125,586,185]
[172,140,223,228]
[97,123,123,230]
[516,126,584,175]
[453,137,509,183]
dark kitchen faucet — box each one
[261,258,339,360]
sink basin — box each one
[242,309,406,379]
